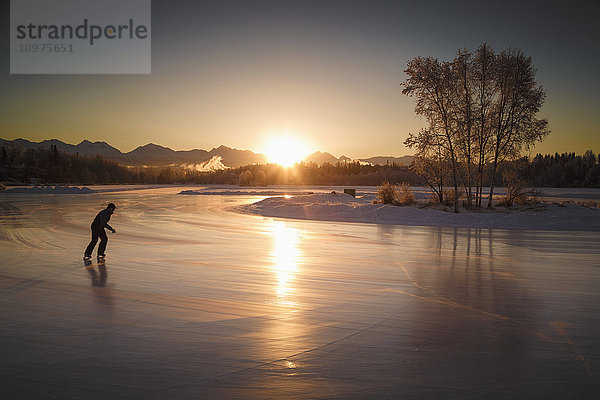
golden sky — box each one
[1,1,598,157]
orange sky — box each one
[1,1,598,157]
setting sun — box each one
[264,136,310,167]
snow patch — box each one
[5,185,94,194]
[237,193,600,232]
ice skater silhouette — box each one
[84,203,117,260]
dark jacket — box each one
[91,208,114,231]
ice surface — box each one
[1,186,599,399]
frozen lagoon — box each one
[1,186,599,399]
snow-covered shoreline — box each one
[1,184,179,194]
[236,192,600,232]
[2,185,95,194]
[3,184,600,232]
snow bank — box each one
[4,185,94,194]
[237,193,600,232]
[88,185,176,193]
[2,184,188,194]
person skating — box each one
[84,203,117,260]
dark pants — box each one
[85,228,108,256]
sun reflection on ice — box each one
[269,221,302,303]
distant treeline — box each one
[518,151,600,188]
[1,144,599,187]
[1,145,131,185]
[0,144,420,185]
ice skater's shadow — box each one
[85,261,108,287]
[84,261,114,309]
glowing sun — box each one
[264,136,310,167]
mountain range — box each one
[0,138,414,168]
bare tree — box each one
[471,44,497,206]
[405,127,446,203]
[402,44,549,210]
[402,57,461,212]
[487,48,549,207]
[452,49,475,207]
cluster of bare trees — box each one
[236,161,421,186]
[402,44,549,212]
